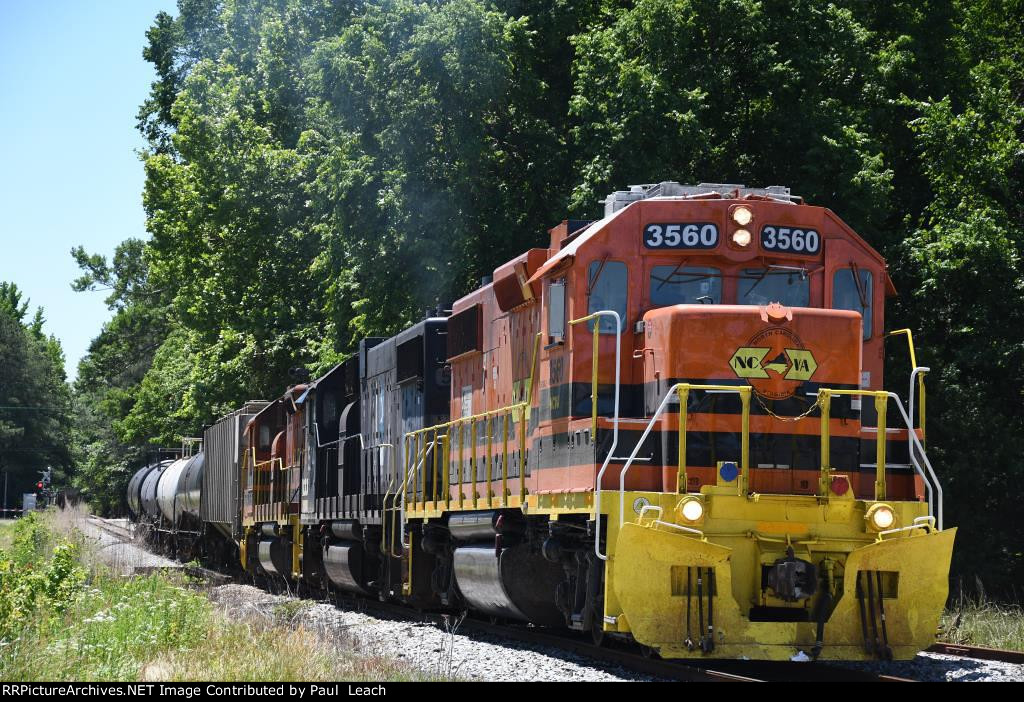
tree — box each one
[900,60,1024,589]
[69,241,170,513]
[0,283,72,504]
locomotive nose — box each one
[639,303,858,407]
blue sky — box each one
[0,0,178,380]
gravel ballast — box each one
[207,584,1024,682]
[78,518,182,574]
[830,651,1024,682]
[207,584,653,681]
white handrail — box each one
[586,310,621,562]
[885,392,943,530]
[639,504,704,537]
[618,383,749,527]
[871,388,935,529]
[907,366,929,474]
[877,515,935,540]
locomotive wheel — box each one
[591,618,605,647]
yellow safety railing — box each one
[263,458,284,504]
[674,384,752,495]
[818,388,889,501]
[617,384,752,521]
[241,450,290,524]
[623,385,901,508]
[394,332,541,526]
[887,329,927,445]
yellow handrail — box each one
[677,383,751,495]
[677,385,689,493]
[887,329,927,444]
[618,383,751,525]
[401,332,541,514]
[818,388,889,501]
[670,384,752,495]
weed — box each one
[943,593,1024,652]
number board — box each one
[643,223,719,250]
[760,225,821,255]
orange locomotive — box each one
[409,182,951,660]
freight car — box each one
[126,182,954,661]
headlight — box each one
[677,497,704,523]
[732,206,753,226]
[732,228,752,247]
[866,503,896,531]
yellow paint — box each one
[756,521,808,534]
[730,347,770,378]
[291,517,302,579]
[603,488,955,660]
[784,348,817,381]
[239,526,250,570]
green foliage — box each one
[0,514,434,682]
[0,513,85,642]
[943,590,1024,652]
[900,59,1024,588]
[0,282,72,499]
[569,0,893,232]
[68,239,170,514]
[64,0,1024,590]
[0,514,207,681]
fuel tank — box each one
[322,542,370,593]
[257,535,293,576]
[453,544,564,625]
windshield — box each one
[738,268,810,307]
[587,260,627,334]
[650,266,722,306]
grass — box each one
[0,519,18,551]
[0,508,439,682]
[942,595,1024,652]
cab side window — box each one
[587,260,627,334]
[547,278,566,343]
[833,268,873,339]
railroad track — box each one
[452,618,915,682]
[86,516,231,582]
[86,515,136,542]
[926,642,1024,665]
[90,515,990,682]
[351,598,761,682]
